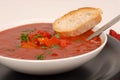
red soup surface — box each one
[0,23,102,60]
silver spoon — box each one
[87,15,120,40]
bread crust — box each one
[53,7,102,37]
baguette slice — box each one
[53,7,102,37]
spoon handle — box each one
[87,15,120,40]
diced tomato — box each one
[38,36,61,47]
[59,39,68,48]
[37,38,44,42]
[50,36,60,45]
[43,38,52,47]
[29,34,36,41]
[28,34,39,45]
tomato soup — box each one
[0,23,102,60]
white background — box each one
[0,0,120,33]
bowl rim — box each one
[0,18,108,62]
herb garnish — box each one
[40,46,48,49]
[55,33,61,38]
[16,44,21,48]
[50,44,61,49]
[21,33,29,42]
[32,34,43,41]
[37,54,44,60]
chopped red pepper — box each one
[21,42,37,48]
[50,36,60,45]
[41,37,51,47]
[37,30,51,38]
[51,53,58,57]
[20,30,69,48]
[59,39,68,48]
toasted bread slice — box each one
[53,7,102,37]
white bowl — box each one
[0,19,107,75]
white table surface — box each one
[0,0,120,34]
